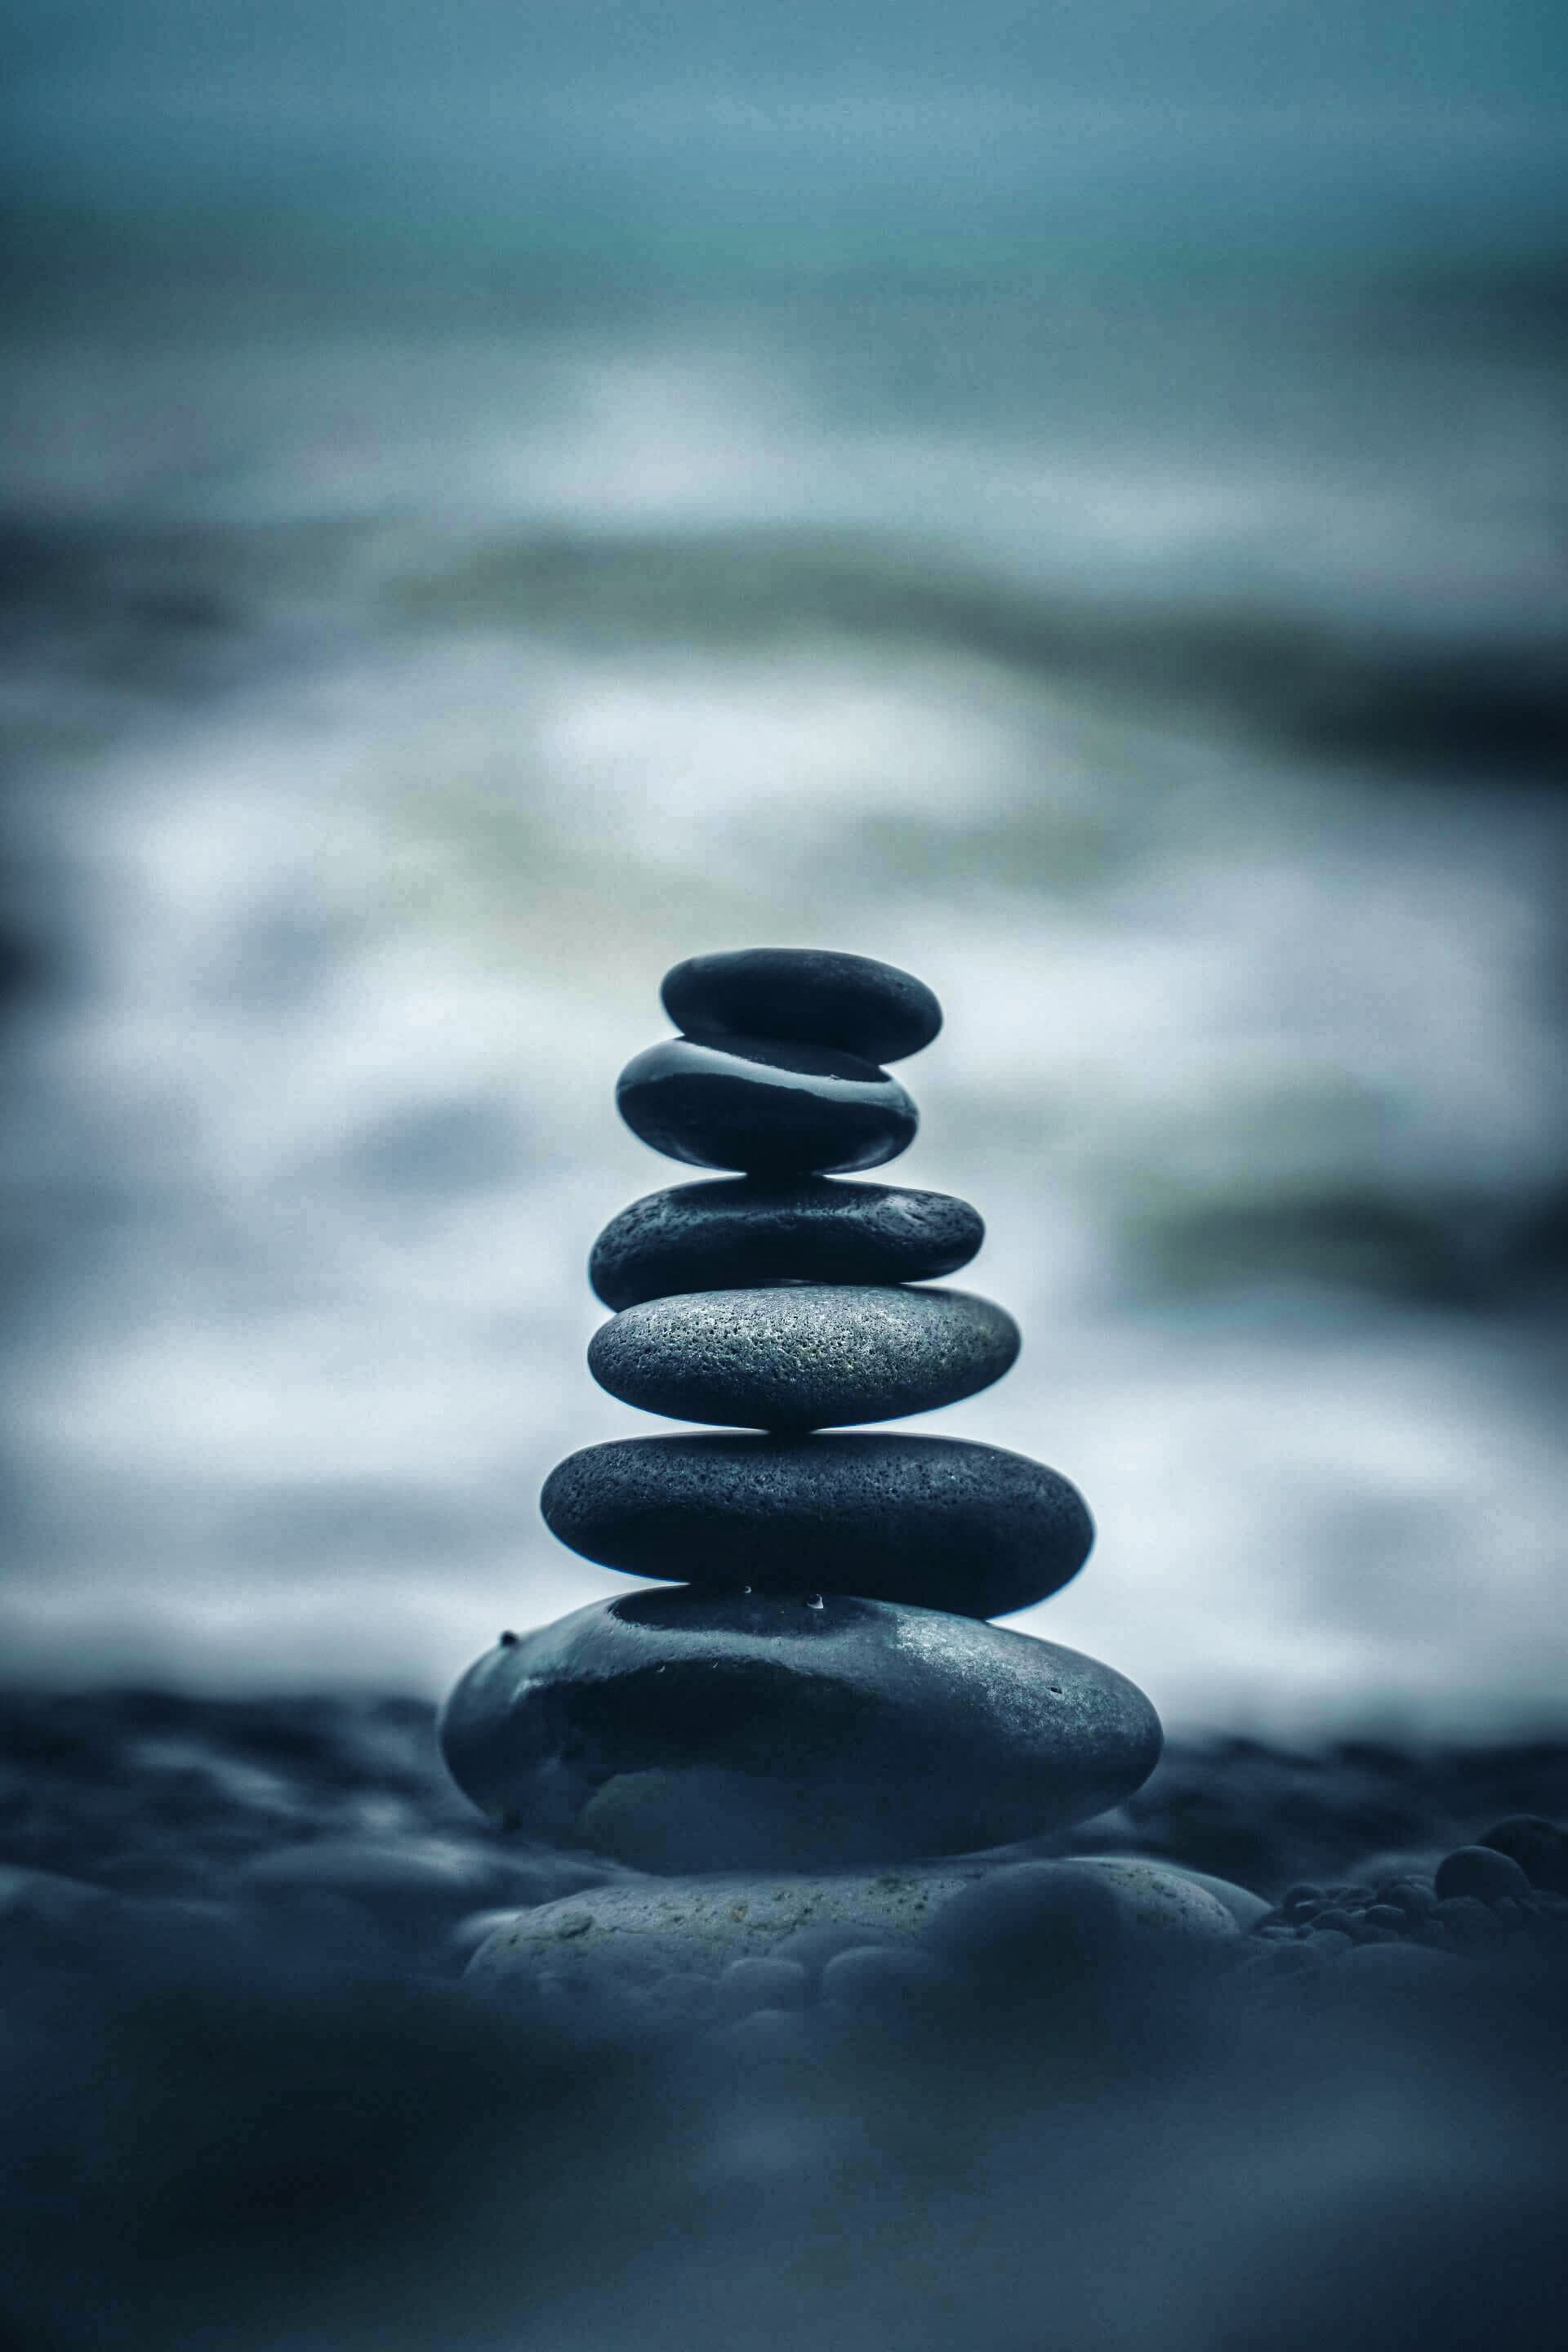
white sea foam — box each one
[2,277,1563,1726]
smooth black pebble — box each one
[661,947,942,1065]
[588,1176,983,1310]
[1433,1846,1532,1904]
[540,1432,1094,1618]
[588,1284,1019,1431]
[617,1035,917,1175]
[439,1588,1161,1872]
[1479,1815,1568,1895]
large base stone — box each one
[462,1854,1246,2008]
[441,1588,1162,1873]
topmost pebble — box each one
[662,948,942,1066]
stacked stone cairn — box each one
[441,948,1169,1896]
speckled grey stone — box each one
[463,1860,997,2001]
[461,1854,1228,2011]
[1076,1857,1270,1930]
[540,1432,1094,1618]
[1032,1858,1245,1941]
[587,1284,1020,1431]
[661,947,942,1065]
[440,1588,1161,1873]
[588,1176,984,1311]
[617,1036,917,1174]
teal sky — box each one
[3,1,1563,261]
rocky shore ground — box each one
[7,1686,1566,1927]
[3,1686,1566,2351]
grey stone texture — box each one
[588,1283,1020,1430]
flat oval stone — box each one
[440,1588,1162,1872]
[587,1285,1020,1431]
[662,947,942,1064]
[589,1177,984,1310]
[617,1036,916,1175]
[540,1433,1094,1618]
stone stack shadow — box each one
[441,949,1162,1873]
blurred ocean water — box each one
[2,5,1565,1727]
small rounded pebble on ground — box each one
[1053,1855,1254,1937]
[769,1922,903,1976]
[1434,1846,1533,1904]
[921,1858,1237,2000]
[708,2004,822,2071]
[715,1957,811,2018]
[1479,1816,1568,1894]
[819,1944,952,2020]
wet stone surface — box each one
[540,1432,1095,1618]
[616,1034,917,1174]
[588,1175,984,1311]
[661,947,942,1065]
[588,1283,1020,1430]
[439,1589,1163,1873]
